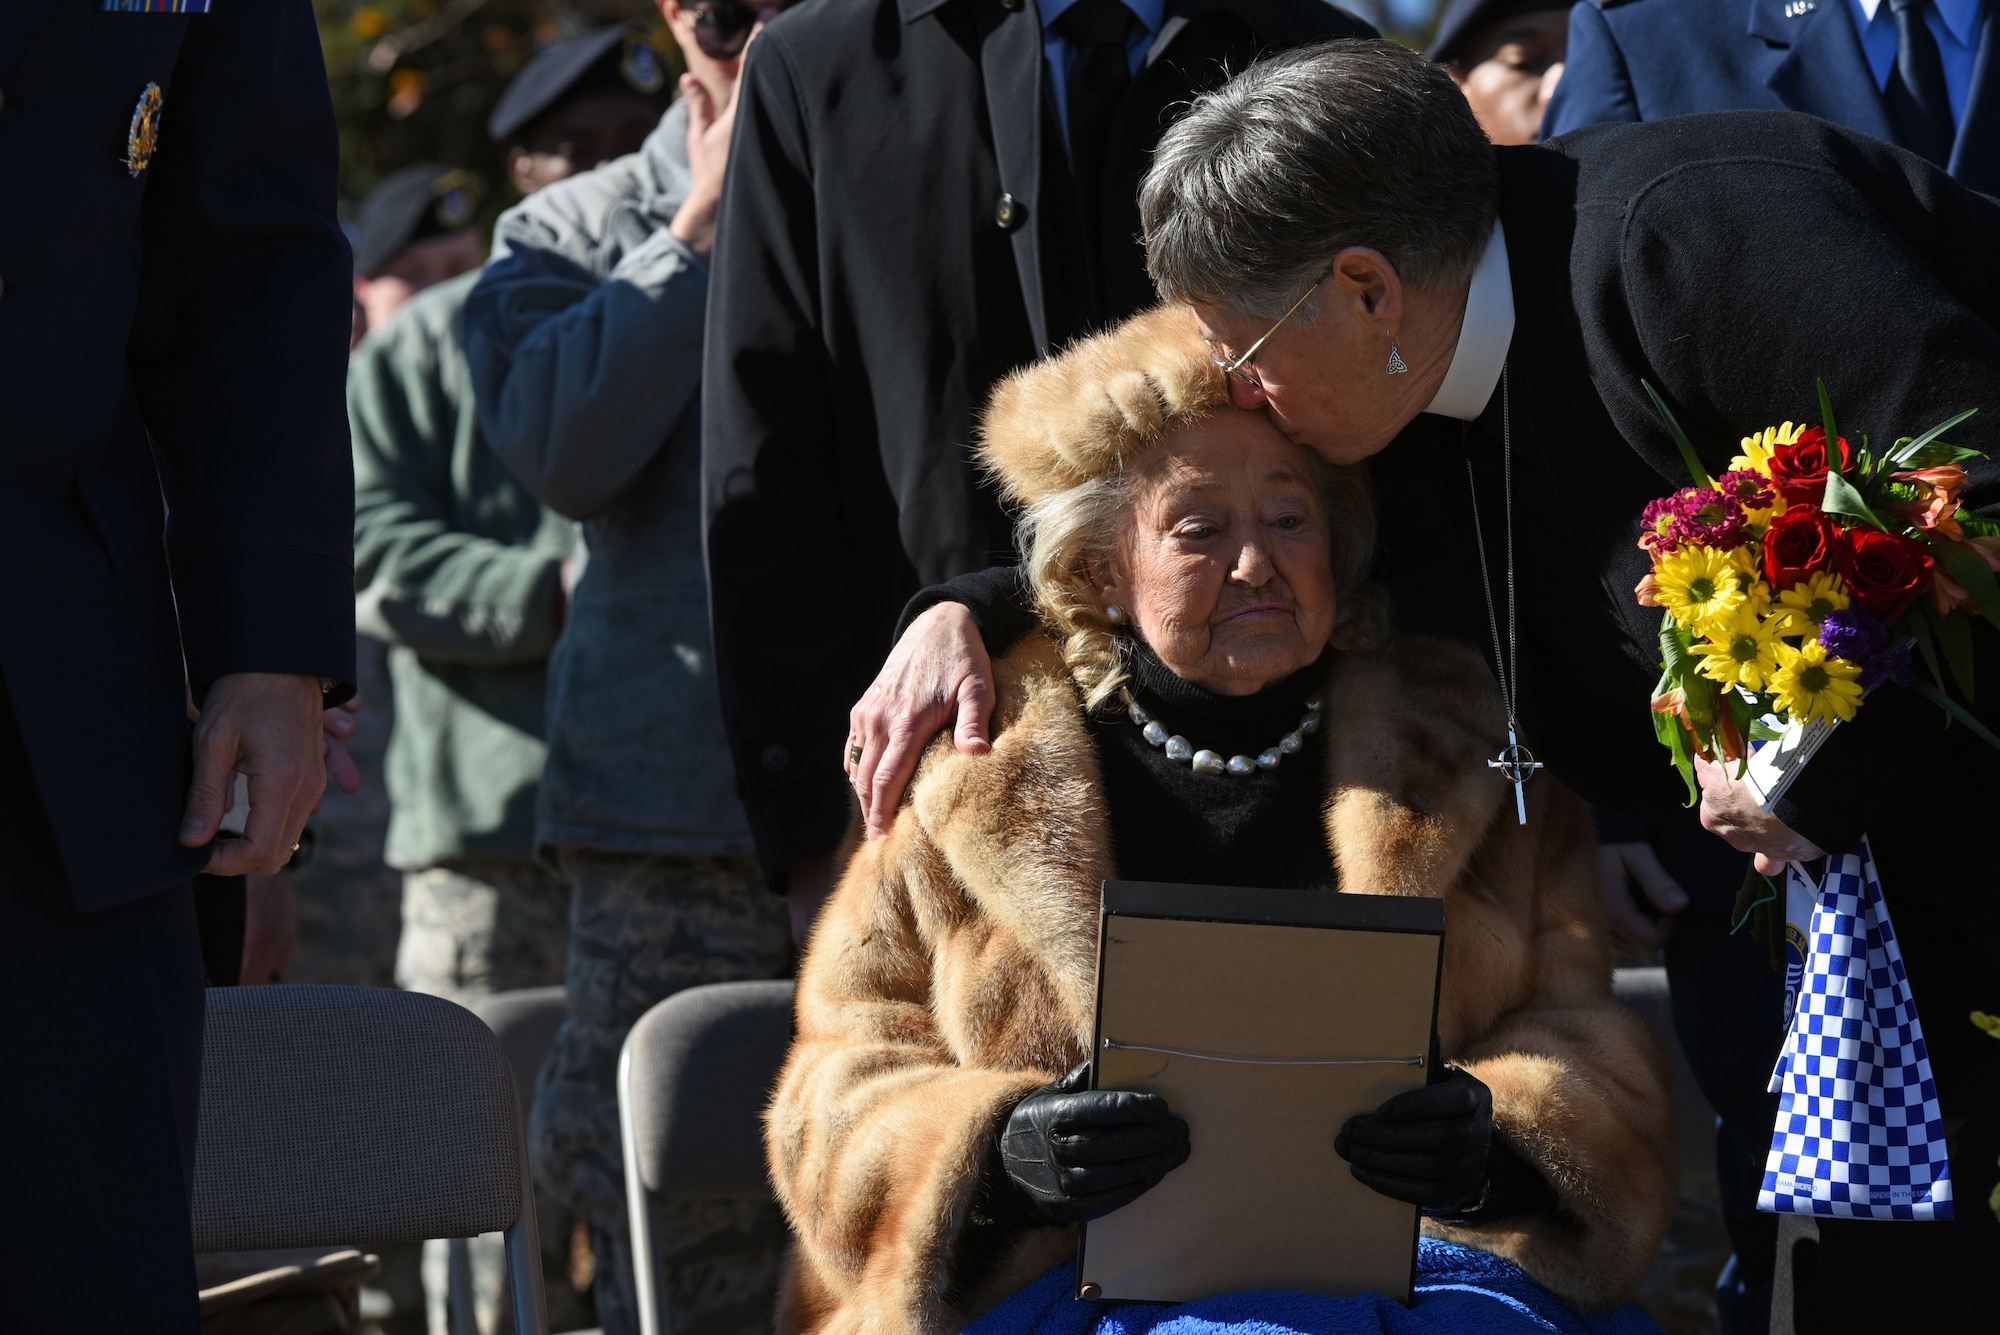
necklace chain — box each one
[1466,363,1543,824]
[1465,363,1518,727]
[1117,687,1322,778]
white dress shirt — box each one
[1423,222,1516,422]
[1035,0,1166,152]
[1846,0,1987,125]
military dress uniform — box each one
[0,2,353,1330]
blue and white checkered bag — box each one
[1759,836,1953,1220]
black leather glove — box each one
[1335,1065,1493,1216]
[994,1062,1191,1226]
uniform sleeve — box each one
[349,320,566,666]
[462,171,708,522]
[702,36,872,880]
[1541,3,1641,139]
[130,0,356,699]
[1612,148,2000,855]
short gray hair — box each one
[1141,39,1498,321]
[1018,446,1386,711]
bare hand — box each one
[670,56,752,260]
[1694,754,1825,874]
[181,672,325,877]
[323,694,363,797]
[785,852,838,950]
[847,602,995,837]
[1596,841,1690,955]
[240,871,298,984]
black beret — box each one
[1426,0,1573,64]
[352,164,481,277]
[487,25,670,145]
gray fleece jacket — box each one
[463,101,751,859]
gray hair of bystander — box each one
[1141,39,1500,322]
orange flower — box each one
[1651,689,1726,761]
[1635,571,1662,607]
[1926,536,2000,617]
[1887,465,1969,539]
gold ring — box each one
[848,742,864,765]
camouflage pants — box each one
[394,859,572,1003]
[530,850,793,1335]
[395,861,586,1335]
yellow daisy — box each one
[1731,422,1806,477]
[1772,571,1851,636]
[1769,639,1864,726]
[1653,546,1749,637]
[1691,606,1789,692]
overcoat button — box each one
[994,192,1022,230]
[761,742,790,772]
[1000,0,1023,10]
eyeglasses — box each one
[685,0,788,60]
[1206,267,1331,389]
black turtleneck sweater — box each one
[1087,642,1337,891]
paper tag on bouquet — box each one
[1759,837,1953,1220]
[1741,710,1841,812]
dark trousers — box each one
[0,689,204,1333]
[1653,816,2000,1333]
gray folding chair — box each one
[446,985,570,1335]
[193,984,549,1335]
[617,980,796,1335]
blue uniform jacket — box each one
[0,1,355,907]
[1545,0,2000,192]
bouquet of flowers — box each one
[1636,381,2000,800]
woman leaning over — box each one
[764,308,1675,1335]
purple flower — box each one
[1817,605,1887,663]
[1857,640,1915,692]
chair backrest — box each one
[467,985,567,1117]
[192,984,524,1252]
[621,980,795,1200]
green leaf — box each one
[1816,379,1840,457]
[1683,668,1717,729]
[1820,468,1885,530]
[1907,604,1946,693]
[1748,717,1787,742]
[1642,380,1712,489]
[1885,407,1979,468]
[1910,680,2000,753]
[1924,533,2000,627]
[1934,605,1977,702]
[1959,513,2000,540]
[1654,707,1699,805]
[1724,688,1757,777]
[1659,613,1693,681]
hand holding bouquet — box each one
[1637,382,2000,800]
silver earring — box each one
[1105,604,1126,625]
[1385,340,1408,375]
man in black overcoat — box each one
[856,43,2000,1327]
[0,2,354,1328]
[700,0,1375,932]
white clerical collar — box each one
[1422,220,1515,422]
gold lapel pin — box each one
[125,81,163,177]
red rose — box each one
[1769,426,1853,506]
[1834,527,1934,622]
[1762,505,1841,589]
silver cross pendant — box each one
[1487,726,1544,826]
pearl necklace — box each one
[1117,686,1322,777]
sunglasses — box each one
[685,0,789,60]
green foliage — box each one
[314,0,675,213]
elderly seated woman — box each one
[765,309,1675,1335]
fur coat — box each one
[765,633,1676,1335]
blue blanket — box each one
[961,1239,1660,1335]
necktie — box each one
[1052,0,1139,220]
[1884,0,1956,167]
